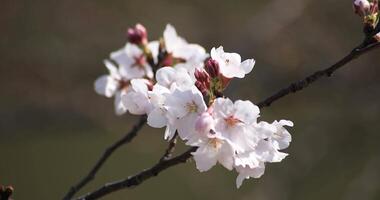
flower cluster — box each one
[94,24,293,188]
[353,0,380,38]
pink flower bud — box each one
[127,24,148,45]
[195,112,215,135]
[205,59,220,78]
[195,81,208,96]
[353,0,375,17]
[194,69,210,82]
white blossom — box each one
[155,66,194,90]
[163,24,208,79]
[111,42,158,79]
[94,24,294,189]
[121,78,153,115]
[189,133,235,172]
[165,86,207,140]
[94,60,130,115]
[212,98,261,153]
[146,84,171,128]
[235,162,266,188]
[211,46,255,79]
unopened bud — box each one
[354,0,371,17]
[194,69,209,82]
[127,24,148,45]
[205,59,220,78]
[195,81,208,96]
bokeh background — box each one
[1,0,380,199]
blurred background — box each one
[1,0,380,199]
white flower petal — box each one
[240,59,255,75]
[94,75,119,98]
[192,144,218,172]
[147,108,167,128]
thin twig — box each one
[74,39,380,200]
[257,41,380,108]
[159,133,178,162]
[76,147,197,200]
[63,115,147,200]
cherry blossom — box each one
[212,98,261,153]
[121,78,153,115]
[94,23,294,189]
[111,42,158,80]
[94,60,130,115]
[190,133,235,172]
[210,46,255,78]
[165,86,207,140]
[163,24,208,79]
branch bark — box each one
[76,147,197,200]
[63,115,147,200]
[257,41,380,108]
[74,39,380,200]
[159,133,178,162]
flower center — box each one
[133,55,146,68]
[118,79,130,91]
[224,116,240,127]
[186,101,198,113]
[225,59,230,65]
[208,138,223,149]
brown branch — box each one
[76,147,197,200]
[257,41,380,108]
[159,133,178,162]
[63,115,147,200]
[74,39,380,200]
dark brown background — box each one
[1,0,380,199]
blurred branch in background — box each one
[73,36,380,199]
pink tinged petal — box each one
[114,92,127,115]
[165,91,188,118]
[121,89,151,115]
[163,24,187,53]
[172,44,206,61]
[103,60,121,79]
[235,163,265,188]
[148,41,160,63]
[254,121,277,138]
[195,112,215,135]
[125,43,143,58]
[156,67,176,88]
[192,145,218,172]
[234,151,260,169]
[119,64,146,79]
[271,120,293,150]
[234,100,260,124]
[255,140,288,162]
[110,49,134,69]
[94,75,119,98]
[217,142,234,170]
[130,79,149,94]
[176,114,198,140]
[271,151,288,162]
[213,97,235,118]
[240,59,255,75]
[147,108,167,128]
[279,119,294,127]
